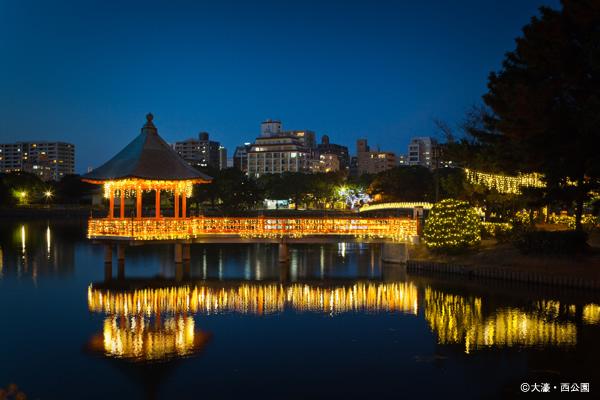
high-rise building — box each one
[0,141,75,181]
[408,137,439,169]
[174,132,221,169]
[356,138,397,175]
[247,135,311,178]
[233,143,252,172]
[218,146,227,170]
[317,135,349,170]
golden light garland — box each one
[85,178,199,199]
[359,202,433,212]
[464,168,545,194]
[87,217,418,241]
[87,282,419,316]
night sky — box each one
[0,0,559,173]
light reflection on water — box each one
[1,220,600,399]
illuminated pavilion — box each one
[82,113,212,220]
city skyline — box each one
[0,0,558,172]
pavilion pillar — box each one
[108,189,114,219]
[136,189,142,219]
[120,190,125,219]
[155,189,161,219]
[182,195,187,218]
[174,191,180,219]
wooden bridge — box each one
[88,216,418,242]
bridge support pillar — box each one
[104,262,112,282]
[184,261,191,279]
[174,243,183,263]
[183,243,191,261]
[175,262,183,282]
[278,240,289,263]
[117,243,126,262]
[381,242,408,264]
[117,261,125,280]
[104,245,112,264]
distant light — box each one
[44,190,53,198]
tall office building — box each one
[0,141,75,181]
[233,143,252,172]
[356,138,397,175]
[174,132,222,169]
[219,146,227,170]
[408,137,439,169]
[317,135,349,170]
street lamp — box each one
[44,190,53,204]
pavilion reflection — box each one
[423,288,585,353]
[87,315,209,362]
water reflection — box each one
[88,282,419,316]
[0,220,78,279]
[87,315,210,362]
[424,288,581,353]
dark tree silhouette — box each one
[483,0,600,229]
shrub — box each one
[424,199,481,252]
[514,230,588,255]
[481,221,513,241]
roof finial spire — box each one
[142,112,157,135]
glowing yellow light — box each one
[359,202,433,212]
[87,315,208,361]
[44,190,53,198]
[83,178,206,199]
[88,282,419,316]
[424,288,577,353]
[464,168,545,194]
[87,217,418,241]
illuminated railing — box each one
[87,217,418,241]
[359,202,433,212]
[424,288,578,353]
[88,282,419,316]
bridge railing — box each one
[88,217,418,241]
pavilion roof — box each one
[83,114,212,182]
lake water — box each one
[1,219,599,399]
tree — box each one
[368,166,434,202]
[483,0,600,230]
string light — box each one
[423,199,481,250]
[83,178,205,198]
[464,168,545,194]
[88,217,418,241]
[359,202,433,212]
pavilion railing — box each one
[87,217,418,241]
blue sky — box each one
[0,0,559,173]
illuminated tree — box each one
[424,199,481,251]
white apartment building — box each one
[247,136,311,177]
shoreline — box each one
[406,238,600,291]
